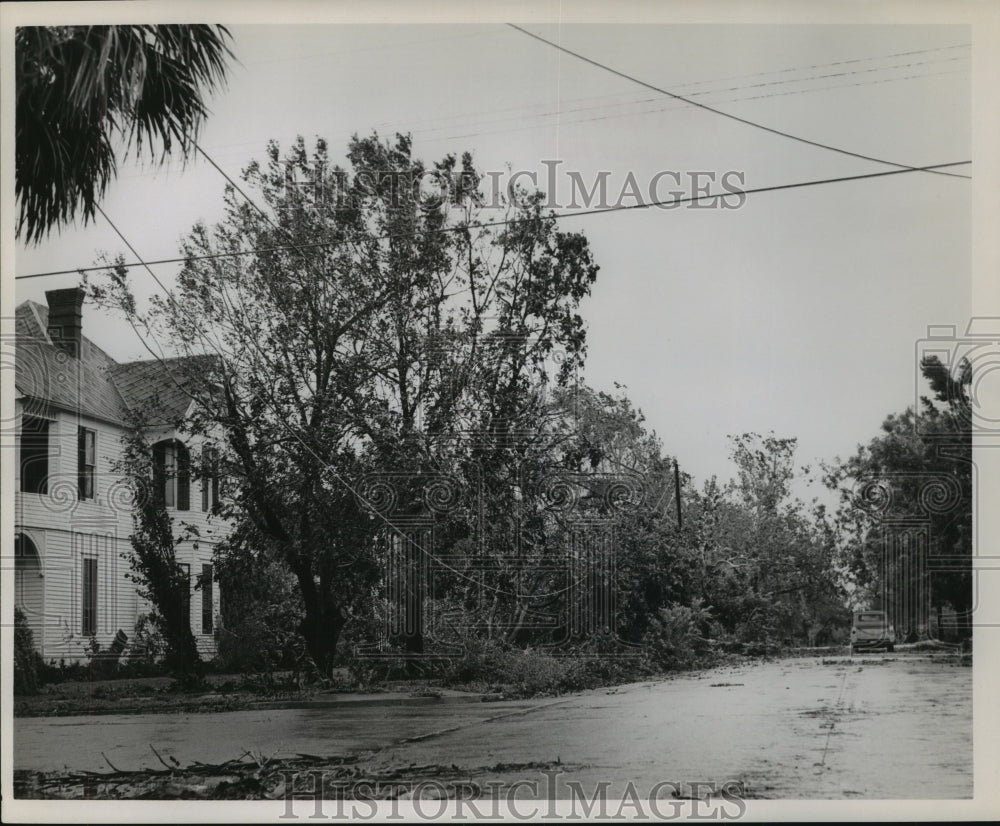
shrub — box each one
[643,598,717,671]
[214,550,305,675]
[37,657,89,685]
[215,605,304,675]
[346,603,652,698]
[436,632,650,698]
[14,607,44,695]
[126,613,166,664]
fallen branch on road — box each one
[13,754,581,800]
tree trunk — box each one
[294,568,344,675]
[159,594,203,686]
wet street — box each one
[15,654,972,799]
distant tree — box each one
[825,356,972,639]
[720,432,848,644]
[16,24,233,243]
[917,356,974,632]
[556,385,692,643]
[728,432,797,519]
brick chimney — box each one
[45,287,85,358]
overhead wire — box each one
[111,62,966,175]
[106,44,969,185]
[407,53,969,140]
[94,203,210,398]
[505,23,971,180]
[17,159,971,282]
[303,41,973,136]
[625,40,969,86]
[375,41,970,139]
[434,68,969,143]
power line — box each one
[657,41,968,88]
[506,23,971,181]
[193,141,321,269]
[103,42,970,188]
[94,204,209,393]
[107,62,966,195]
[656,43,972,89]
[113,62,964,173]
[434,68,968,144]
[95,204,173,298]
[349,43,971,139]
[16,160,971,281]
[671,53,967,97]
[280,41,973,138]
[110,49,970,185]
[408,54,968,141]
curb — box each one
[252,692,492,711]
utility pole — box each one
[674,458,683,530]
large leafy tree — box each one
[16,24,233,243]
[94,133,599,672]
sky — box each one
[11,19,974,500]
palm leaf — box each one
[16,24,234,244]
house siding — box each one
[14,404,225,663]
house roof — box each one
[110,355,218,424]
[15,301,130,423]
[15,300,213,426]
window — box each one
[200,564,214,634]
[19,416,50,494]
[82,557,98,636]
[201,445,220,512]
[15,534,42,614]
[78,427,96,500]
[178,563,191,628]
[152,440,190,510]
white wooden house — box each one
[13,287,227,662]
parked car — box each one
[850,610,895,654]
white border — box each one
[2,1,997,822]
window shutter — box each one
[201,564,214,634]
[210,448,220,510]
[201,445,209,512]
[82,557,98,636]
[20,417,50,494]
[179,563,191,627]
[177,444,190,511]
[78,427,95,500]
[78,427,87,498]
[153,442,174,507]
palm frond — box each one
[16,24,234,244]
